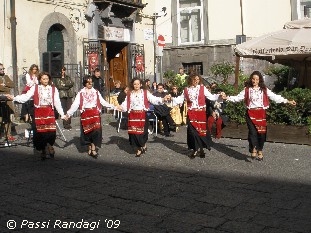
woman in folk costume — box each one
[223,71,296,161]
[65,76,120,159]
[120,78,170,157]
[9,72,65,160]
[171,72,223,159]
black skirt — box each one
[186,117,213,151]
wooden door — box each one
[109,46,128,89]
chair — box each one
[116,111,128,133]
[147,110,158,136]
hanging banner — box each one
[88,53,98,72]
[135,55,144,72]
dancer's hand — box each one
[115,105,123,111]
[62,114,70,120]
[164,94,171,102]
[220,92,227,99]
[288,100,296,106]
[5,94,14,100]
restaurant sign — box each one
[252,45,311,55]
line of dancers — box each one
[6,71,296,161]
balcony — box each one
[93,0,145,8]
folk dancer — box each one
[65,76,121,158]
[170,72,224,159]
[222,71,296,161]
[119,78,170,157]
[8,72,65,160]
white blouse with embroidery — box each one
[13,85,64,116]
[120,89,163,111]
[66,87,115,116]
[227,87,288,109]
[172,85,221,109]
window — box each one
[177,0,203,45]
[182,62,203,75]
[304,5,311,17]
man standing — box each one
[92,68,105,98]
[176,67,187,86]
[153,83,176,137]
[0,63,15,141]
[55,67,74,129]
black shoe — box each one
[169,125,177,132]
[188,150,198,159]
[165,134,174,137]
[199,150,205,158]
[90,150,98,159]
[41,151,46,161]
[141,146,147,153]
[135,150,142,157]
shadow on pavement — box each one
[1,150,311,233]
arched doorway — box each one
[47,24,64,53]
[44,24,64,78]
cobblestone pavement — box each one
[0,114,311,233]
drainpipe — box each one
[234,0,244,91]
[10,0,18,96]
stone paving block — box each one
[181,201,232,218]
[156,220,206,233]
[155,196,198,210]
[165,210,226,228]
[220,220,265,233]
[84,203,129,218]
[275,205,311,221]
[237,202,280,215]
[122,201,172,217]
[250,213,287,229]
[116,214,162,232]
[223,208,257,222]
[197,188,252,207]
[260,227,296,233]
[280,219,311,233]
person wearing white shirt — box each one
[222,71,296,161]
[65,76,121,158]
[21,64,39,123]
[8,72,65,160]
[171,73,222,159]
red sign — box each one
[157,35,165,47]
[88,53,98,72]
[135,55,144,72]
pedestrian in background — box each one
[222,70,296,161]
[153,83,176,137]
[92,68,105,98]
[0,63,15,142]
[21,64,39,123]
[54,66,74,130]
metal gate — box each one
[82,40,103,76]
[63,63,82,96]
[129,44,145,80]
